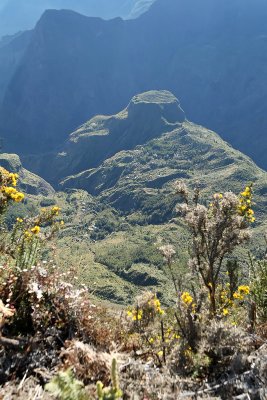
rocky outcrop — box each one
[25,90,185,184]
[0,153,54,196]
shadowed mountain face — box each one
[0,0,155,38]
[0,31,31,105]
[1,0,267,169]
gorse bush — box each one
[0,169,82,367]
[0,167,124,395]
[0,166,63,270]
[0,168,67,335]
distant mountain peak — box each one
[128,90,185,124]
[131,90,177,104]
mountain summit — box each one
[59,90,267,221]
[27,90,185,183]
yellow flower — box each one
[24,230,32,240]
[136,310,143,320]
[31,225,41,235]
[8,172,19,186]
[149,296,165,315]
[172,333,180,339]
[222,308,229,316]
[16,218,23,223]
[14,192,24,202]
[237,285,250,295]
[52,206,61,215]
[181,291,193,305]
[149,338,154,344]
[1,186,24,202]
[233,292,243,300]
[2,186,16,195]
[154,299,161,308]
[130,309,143,321]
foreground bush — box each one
[0,170,266,399]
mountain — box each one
[43,90,267,304]
[58,91,267,223]
[1,0,267,169]
[0,0,155,39]
[1,91,266,304]
[29,90,185,183]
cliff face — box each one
[1,0,267,169]
[0,31,31,105]
[0,10,130,153]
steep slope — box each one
[0,31,31,105]
[0,10,130,153]
[0,0,155,39]
[1,0,267,168]
[59,91,267,223]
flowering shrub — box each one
[0,167,266,397]
[238,185,255,222]
[0,168,24,213]
[175,182,254,314]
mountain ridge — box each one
[33,89,266,224]
[0,0,155,39]
[1,0,267,169]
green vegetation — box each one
[0,167,267,399]
[45,369,88,400]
